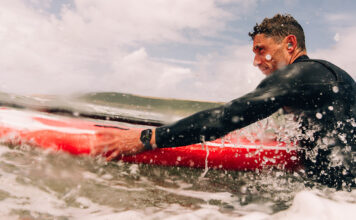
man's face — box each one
[252,34,289,76]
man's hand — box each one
[91,128,146,161]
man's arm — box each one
[91,83,287,160]
[154,86,286,148]
[96,62,329,159]
[150,62,335,149]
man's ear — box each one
[284,35,298,52]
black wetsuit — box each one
[155,55,356,189]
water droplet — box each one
[316,113,323,119]
[265,54,272,61]
[334,33,340,42]
[332,86,339,93]
[338,133,347,143]
[328,106,334,111]
[232,116,240,123]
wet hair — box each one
[249,14,306,50]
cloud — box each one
[191,44,263,101]
[5,0,354,104]
[310,26,356,80]
[98,45,262,102]
[104,48,194,98]
[61,0,232,45]
[0,0,257,99]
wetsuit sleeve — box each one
[155,88,282,148]
[155,63,335,148]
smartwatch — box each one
[140,129,154,151]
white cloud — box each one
[310,26,356,80]
[3,0,355,105]
[191,45,263,101]
[0,0,258,99]
[106,48,194,98]
[61,0,232,45]
[28,0,53,9]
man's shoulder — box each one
[295,58,339,72]
[283,57,341,80]
[274,59,332,80]
[292,57,333,71]
[258,58,336,89]
[296,58,355,84]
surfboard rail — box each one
[0,107,300,171]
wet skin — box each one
[252,34,306,76]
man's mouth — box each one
[259,66,270,75]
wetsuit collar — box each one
[293,55,309,63]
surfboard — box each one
[0,107,300,171]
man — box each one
[95,14,355,189]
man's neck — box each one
[289,50,307,64]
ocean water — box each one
[0,93,355,219]
[0,144,355,220]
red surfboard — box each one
[0,107,300,171]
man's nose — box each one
[253,55,262,67]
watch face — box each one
[141,129,152,141]
[141,129,153,151]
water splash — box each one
[200,138,210,179]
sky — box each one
[1,0,356,101]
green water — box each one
[0,91,222,126]
[80,92,222,116]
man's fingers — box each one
[106,150,120,161]
[90,128,144,158]
[91,141,115,156]
[91,131,121,155]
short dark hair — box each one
[249,14,306,50]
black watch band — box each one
[140,129,153,151]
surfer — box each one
[95,14,356,189]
